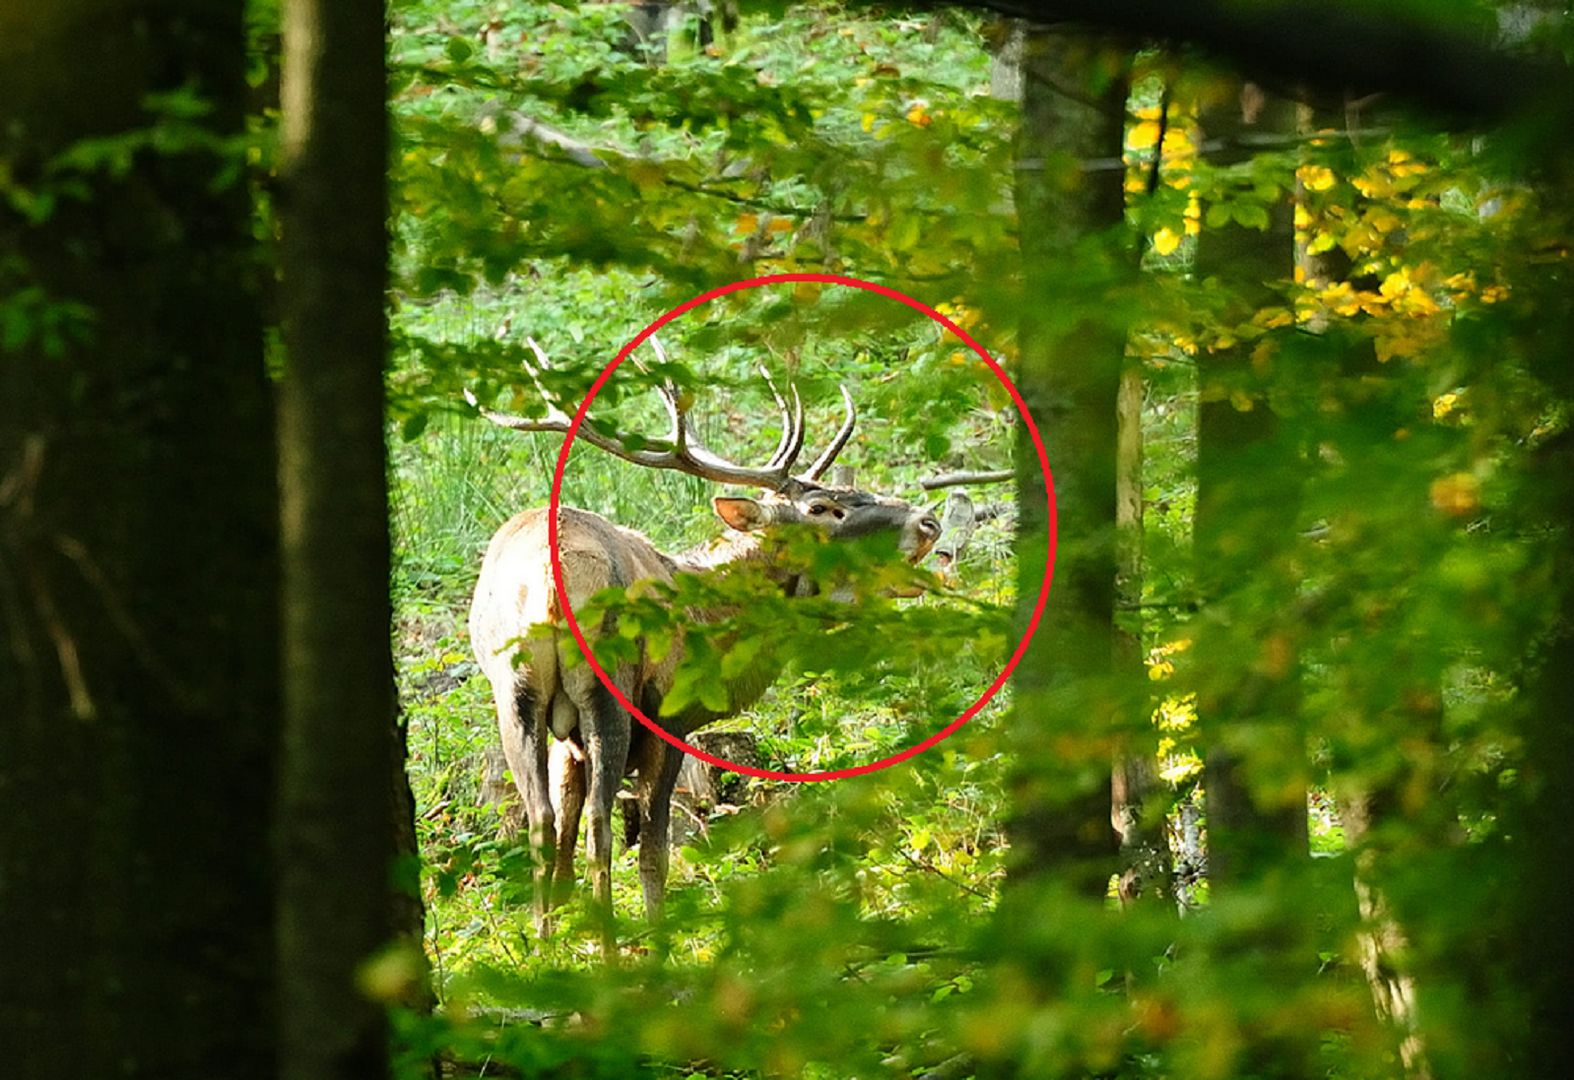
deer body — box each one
[467,341,939,955]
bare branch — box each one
[920,469,1013,491]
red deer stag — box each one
[467,340,941,955]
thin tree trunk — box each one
[1005,29,1131,896]
[276,2,407,1078]
[1296,99,1433,1080]
[0,5,277,1077]
[1341,792,1431,1078]
[1113,356,1168,904]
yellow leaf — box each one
[1308,230,1339,255]
[1367,208,1402,234]
[1151,227,1182,255]
[1161,127,1195,155]
[1128,120,1162,150]
[906,103,932,127]
[734,213,759,235]
[1380,269,1410,299]
[1159,755,1203,784]
[1433,392,1459,419]
[1297,164,1337,192]
[860,112,876,133]
[1352,172,1392,199]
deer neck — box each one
[659,531,808,726]
[673,531,814,598]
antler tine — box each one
[758,365,801,472]
[463,335,571,427]
[782,382,806,472]
[640,335,685,450]
[801,384,857,481]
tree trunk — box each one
[1005,29,1131,896]
[1511,443,1574,1076]
[1295,98,1433,1079]
[275,2,411,1078]
[1192,81,1309,890]
[1113,352,1168,904]
[0,5,277,1077]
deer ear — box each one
[714,496,772,532]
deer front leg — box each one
[495,680,556,937]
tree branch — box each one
[918,0,1568,125]
[921,469,1014,490]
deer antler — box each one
[802,384,856,482]
[467,337,858,491]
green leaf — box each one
[1234,202,1271,230]
[445,37,473,63]
[699,678,729,713]
[662,667,699,717]
[720,635,764,679]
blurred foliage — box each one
[361,1,1574,1078]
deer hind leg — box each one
[632,733,686,923]
[562,665,632,959]
[547,729,586,910]
[495,678,556,937]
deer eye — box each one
[808,504,829,515]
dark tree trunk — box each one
[275,2,412,1078]
[0,5,277,1077]
[1510,469,1574,1077]
[1192,81,1310,890]
[1005,29,1131,896]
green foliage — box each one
[373,2,1574,1079]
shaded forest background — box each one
[4,2,1574,1079]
